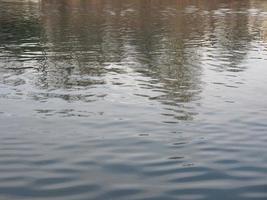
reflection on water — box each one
[0,0,267,199]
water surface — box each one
[0,0,267,199]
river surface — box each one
[0,0,267,199]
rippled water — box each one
[0,0,267,199]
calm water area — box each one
[0,0,267,199]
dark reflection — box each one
[0,0,264,121]
[0,0,40,42]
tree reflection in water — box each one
[0,0,266,121]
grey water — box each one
[0,0,267,199]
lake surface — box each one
[0,0,267,199]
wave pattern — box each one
[0,0,267,199]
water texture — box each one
[0,0,267,199]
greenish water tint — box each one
[0,0,267,199]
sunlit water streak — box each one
[0,0,267,199]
